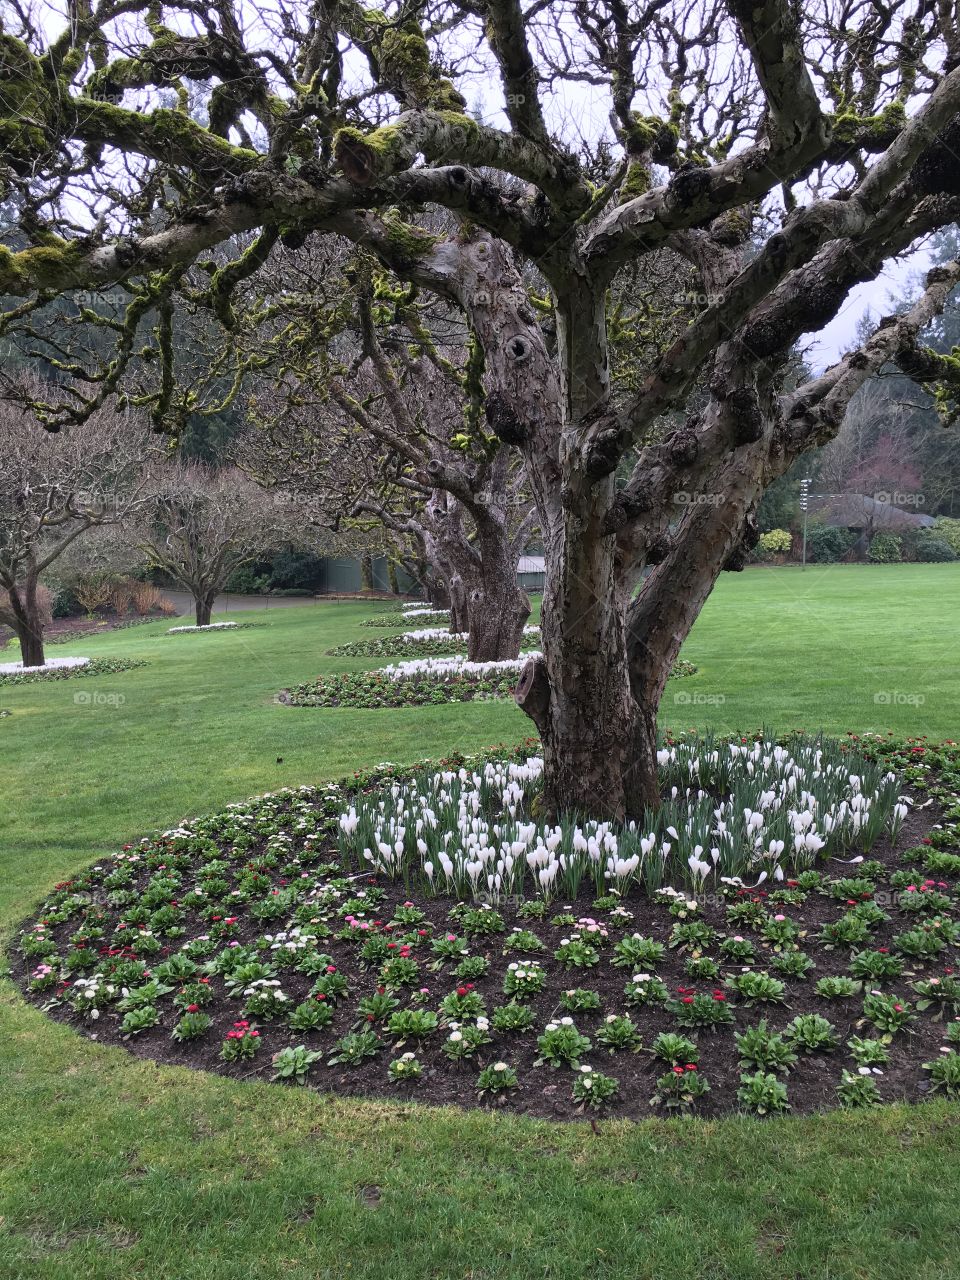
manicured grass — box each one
[2,564,960,1279]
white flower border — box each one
[0,655,90,675]
[167,622,239,634]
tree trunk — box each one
[360,554,374,592]
[463,512,531,661]
[16,615,45,668]
[195,593,215,627]
[7,577,47,669]
[387,560,400,594]
[447,572,468,634]
[465,582,530,661]
[523,519,642,820]
[426,573,450,611]
[516,281,645,818]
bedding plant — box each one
[283,656,697,709]
[14,732,960,1120]
[0,656,146,686]
[327,626,540,660]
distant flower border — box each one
[281,659,697,709]
[167,622,264,635]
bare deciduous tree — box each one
[0,393,152,666]
[243,271,538,658]
[134,463,308,626]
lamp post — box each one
[800,479,811,570]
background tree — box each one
[3,0,960,813]
[133,463,306,626]
[0,391,152,667]
[242,259,538,658]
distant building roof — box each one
[809,493,935,531]
[517,555,545,574]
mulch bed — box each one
[12,737,960,1120]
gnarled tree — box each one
[2,0,960,813]
[242,260,537,658]
[0,391,152,667]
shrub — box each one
[388,1052,423,1082]
[735,1021,798,1073]
[535,1019,591,1067]
[772,950,815,978]
[758,528,792,556]
[651,1032,700,1065]
[72,571,116,616]
[131,581,166,614]
[836,1069,883,1108]
[784,1013,838,1053]
[923,1052,960,1097]
[595,1014,641,1052]
[45,579,78,618]
[914,531,957,562]
[271,1045,322,1084]
[933,517,960,557]
[109,577,136,615]
[477,1062,519,1096]
[868,532,902,563]
[806,525,855,563]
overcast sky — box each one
[806,247,930,371]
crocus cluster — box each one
[336,739,905,900]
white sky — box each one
[807,249,931,371]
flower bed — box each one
[15,735,960,1120]
[282,669,523,708]
[328,626,541,660]
[361,609,451,629]
[48,617,168,645]
[285,656,697,708]
[327,632,470,659]
[381,653,543,681]
[0,656,89,676]
[167,622,264,635]
[0,656,146,686]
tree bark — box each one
[6,577,47,668]
[425,491,531,658]
[523,280,643,818]
[534,530,640,819]
[463,512,531,661]
[426,573,450,611]
[195,593,215,627]
[359,553,374,592]
[447,571,468,634]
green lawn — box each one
[2,563,960,1280]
